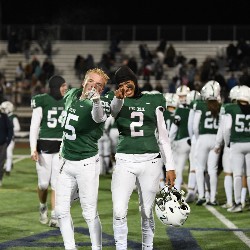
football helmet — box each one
[1,101,14,114]
[150,90,161,94]
[201,80,221,101]
[176,85,190,104]
[236,85,250,103]
[176,85,190,96]
[155,185,190,227]
[229,85,240,102]
[186,90,201,105]
[164,93,180,110]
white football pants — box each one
[112,157,162,250]
[55,155,102,250]
[36,152,61,190]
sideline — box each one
[206,205,250,248]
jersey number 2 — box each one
[130,111,144,137]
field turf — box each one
[0,147,250,249]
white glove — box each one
[86,87,100,102]
[91,92,100,102]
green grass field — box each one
[0,147,250,250]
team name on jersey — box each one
[129,106,145,112]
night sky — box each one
[1,0,250,25]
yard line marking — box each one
[13,155,30,163]
[206,205,250,248]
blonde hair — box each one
[84,68,110,85]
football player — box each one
[222,85,250,212]
[169,86,192,191]
[193,80,221,206]
[109,65,176,250]
[29,75,68,228]
[1,101,21,175]
[160,93,179,189]
[0,107,13,187]
[184,90,202,203]
[55,68,124,250]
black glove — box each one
[187,138,191,146]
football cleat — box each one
[49,217,59,228]
[185,192,196,203]
[206,201,219,206]
[196,198,206,206]
[221,203,233,209]
[227,203,243,213]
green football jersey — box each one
[60,88,106,161]
[224,103,250,143]
[163,109,174,131]
[193,100,219,135]
[173,107,190,140]
[8,113,17,123]
[31,93,65,139]
[110,93,166,154]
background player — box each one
[29,75,68,227]
[1,101,20,175]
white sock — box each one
[187,172,196,190]
[51,210,56,218]
[234,176,242,204]
[224,175,233,205]
[40,203,47,208]
[196,170,205,199]
[241,187,247,204]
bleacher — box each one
[0,40,232,136]
[1,40,230,86]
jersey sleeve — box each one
[101,91,115,116]
[156,107,175,171]
[31,94,44,109]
